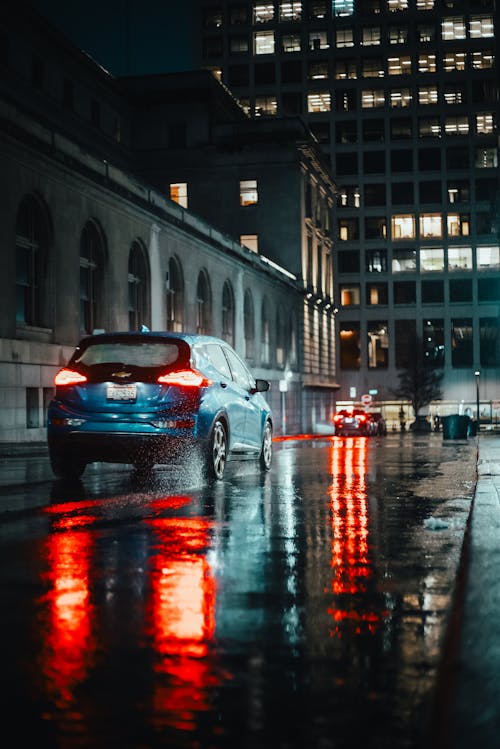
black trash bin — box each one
[442,414,470,439]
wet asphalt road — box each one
[0,433,477,749]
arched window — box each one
[276,305,286,368]
[80,220,105,335]
[128,240,150,331]
[261,297,270,365]
[16,194,51,327]
[244,289,255,360]
[196,270,211,334]
[222,280,235,346]
[166,255,184,331]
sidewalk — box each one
[430,431,500,748]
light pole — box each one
[475,370,480,431]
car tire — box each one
[207,420,227,480]
[49,450,86,480]
[260,420,273,471]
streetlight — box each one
[475,370,480,431]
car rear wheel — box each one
[207,420,227,480]
[260,421,272,471]
[49,450,86,480]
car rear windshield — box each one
[71,340,185,369]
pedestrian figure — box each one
[399,407,406,432]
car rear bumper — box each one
[48,432,199,465]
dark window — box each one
[391,149,413,172]
[366,282,388,305]
[446,146,469,170]
[477,212,496,235]
[282,91,302,114]
[478,278,500,302]
[80,221,105,335]
[229,4,248,24]
[91,100,100,128]
[336,121,357,144]
[229,35,249,53]
[281,60,302,83]
[450,279,473,302]
[339,322,361,369]
[309,121,329,142]
[472,81,498,104]
[255,62,275,84]
[222,280,235,346]
[62,78,74,110]
[167,123,187,149]
[480,317,499,367]
[31,56,44,89]
[419,147,441,170]
[366,249,387,272]
[395,320,417,368]
[365,217,386,239]
[244,289,255,359]
[338,250,360,273]
[0,30,9,66]
[390,117,412,139]
[475,179,497,202]
[203,37,223,57]
[128,241,150,332]
[447,179,470,203]
[16,195,50,327]
[336,152,359,175]
[203,5,223,27]
[422,280,444,303]
[336,88,356,112]
[393,281,416,304]
[365,184,386,206]
[419,181,441,203]
[423,319,444,366]
[26,388,39,429]
[363,151,385,174]
[363,119,385,142]
[391,182,414,205]
[451,318,473,367]
[309,0,328,18]
[166,256,184,332]
[196,270,212,335]
[339,218,359,240]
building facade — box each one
[194,0,500,426]
[0,4,338,442]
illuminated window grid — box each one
[443,52,466,71]
[254,30,275,55]
[420,214,443,239]
[444,117,469,135]
[240,234,259,253]
[387,56,411,75]
[448,246,472,270]
[418,86,438,105]
[279,2,303,21]
[391,214,416,240]
[418,53,436,73]
[361,89,385,108]
[169,183,188,209]
[441,17,466,41]
[390,88,411,107]
[469,16,494,38]
[253,3,274,23]
[471,50,494,69]
[240,180,258,206]
[420,248,444,272]
[307,92,331,112]
[476,113,495,134]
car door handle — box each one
[220,382,227,388]
[245,395,250,400]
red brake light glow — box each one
[157,369,212,387]
[54,368,88,386]
[358,414,367,422]
[333,414,343,423]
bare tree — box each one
[391,337,443,418]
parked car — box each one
[367,412,388,436]
[47,331,273,481]
[332,408,370,436]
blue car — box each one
[47,331,273,481]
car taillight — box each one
[157,368,212,387]
[358,414,367,422]
[54,368,88,386]
[333,414,343,423]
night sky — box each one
[30,0,195,76]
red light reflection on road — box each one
[145,516,223,733]
[328,438,383,636]
[36,524,97,710]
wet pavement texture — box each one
[0,433,477,749]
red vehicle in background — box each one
[333,408,371,436]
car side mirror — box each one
[252,378,270,393]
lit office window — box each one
[253,3,274,23]
[448,214,470,237]
[418,24,435,42]
[333,0,354,16]
[469,15,494,38]
[420,248,444,271]
[441,17,466,40]
[279,2,302,21]
[240,180,258,206]
[282,34,301,52]
[443,52,466,71]
[366,282,388,304]
[339,323,360,369]
[471,50,494,69]
[390,88,411,107]
[367,322,388,369]
[477,246,500,269]
[387,56,411,75]
[255,96,277,115]
[362,58,384,77]
[240,234,259,252]
[340,284,361,305]
[416,0,434,8]
[361,89,385,107]
[476,113,495,134]
[335,59,357,78]
[419,86,438,104]
[366,249,387,272]
[170,182,188,209]
[310,1,327,19]
[420,214,443,238]
[448,247,472,270]
[307,92,331,112]
[475,147,498,168]
[419,117,441,137]
[444,85,465,104]
[388,25,408,44]
[308,61,328,79]
[309,30,329,49]
[392,250,417,272]
[254,30,275,54]
[362,26,381,45]
[391,214,416,239]
[418,53,436,72]
[336,28,354,47]
[445,117,469,135]
[387,0,408,10]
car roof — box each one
[77,331,230,348]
